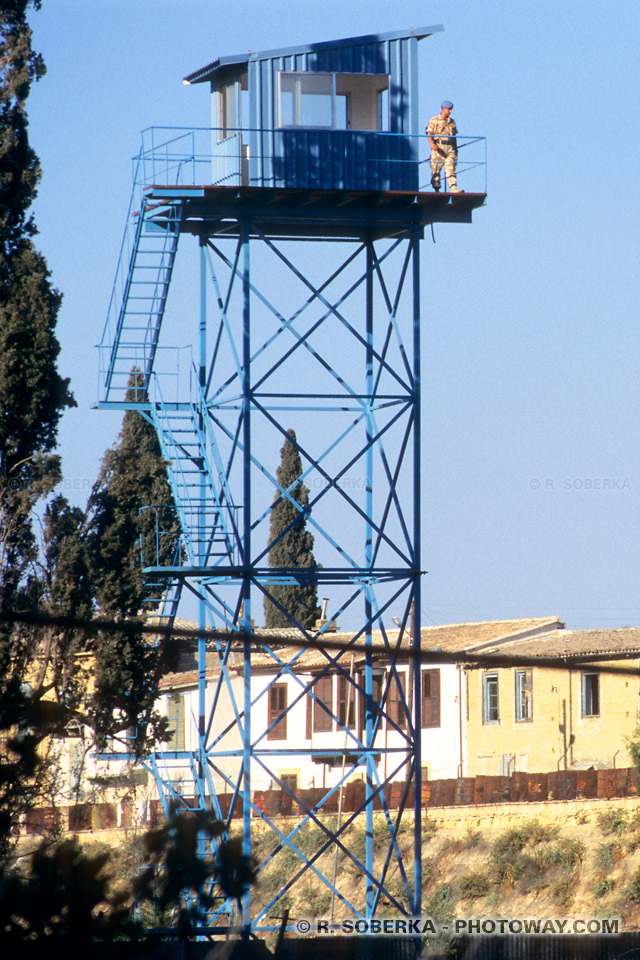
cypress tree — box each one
[0,0,75,609]
[86,374,182,747]
[263,429,320,629]
[0,0,75,857]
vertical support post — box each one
[364,240,374,917]
[411,224,422,917]
[198,238,207,869]
[240,219,252,929]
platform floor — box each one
[142,183,486,240]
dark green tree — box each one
[0,0,75,859]
[264,429,320,628]
[85,374,182,750]
[0,0,75,609]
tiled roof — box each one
[480,627,640,661]
[417,617,564,653]
[157,617,565,688]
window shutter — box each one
[313,674,334,732]
[268,683,287,740]
[422,669,440,728]
[388,672,407,729]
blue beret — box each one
[441,100,454,109]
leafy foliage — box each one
[0,0,180,865]
[263,429,320,629]
[0,838,131,943]
[0,0,75,862]
[0,809,256,942]
[137,809,256,932]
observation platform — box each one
[143,183,486,242]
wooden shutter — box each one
[422,669,440,728]
[338,675,356,729]
[313,674,334,732]
[268,683,287,740]
[388,672,407,730]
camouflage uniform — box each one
[426,113,459,191]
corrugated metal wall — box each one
[248,36,420,190]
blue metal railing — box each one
[98,125,485,402]
[137,125,487,196]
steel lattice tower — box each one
[98,26,485,937]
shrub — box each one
[458,872,492,899]
[594,843,619,874]
[593,877,615,897]
[624,868,640,902]
[267,892,292,918]
[542,838,586,870]
[520,819,559,844]
[492,827,529,860]
[425,883,456,923]
[422,817,438,841]
[462,829,482,849]
[598,808,629,837]
[308,888,332,917]
[552,875,575,910]
[295,822,328,859]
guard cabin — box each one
[185,27,430,191]
[173,26,486,236]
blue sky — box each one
[27,1,640,629]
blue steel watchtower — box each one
[99,26,485,937]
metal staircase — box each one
[101,194,183,403]
[149,386,238,571]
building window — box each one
[280,772,298,793]
[268,683,287,740]
[167,693,185,750]
[337,675,356,729]
[483,672,499,724]
[313,674,334,732]
[582,672,600,717]
[358,671,384,735]
[421,669,440,728]
[515,669,533,722]
[388,671,408,730]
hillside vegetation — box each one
[245,806,640,930]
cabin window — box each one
[219,81,238,138]
[483,672,499,724]
[515,669,533,722]
[582,672,600,717]
[421,669,440,728]
[268,683,287,740]
[277,72,389,131]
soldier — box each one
[426,100,464,193]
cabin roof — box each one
[184,25,443,85]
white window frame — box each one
[515,668,533,722]
[483,672,499,724]
[277,71,336,129]
[582,672,600,717]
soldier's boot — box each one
[450,183,465,193]
[431,176,441,192]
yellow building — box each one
[463,627,640,776]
